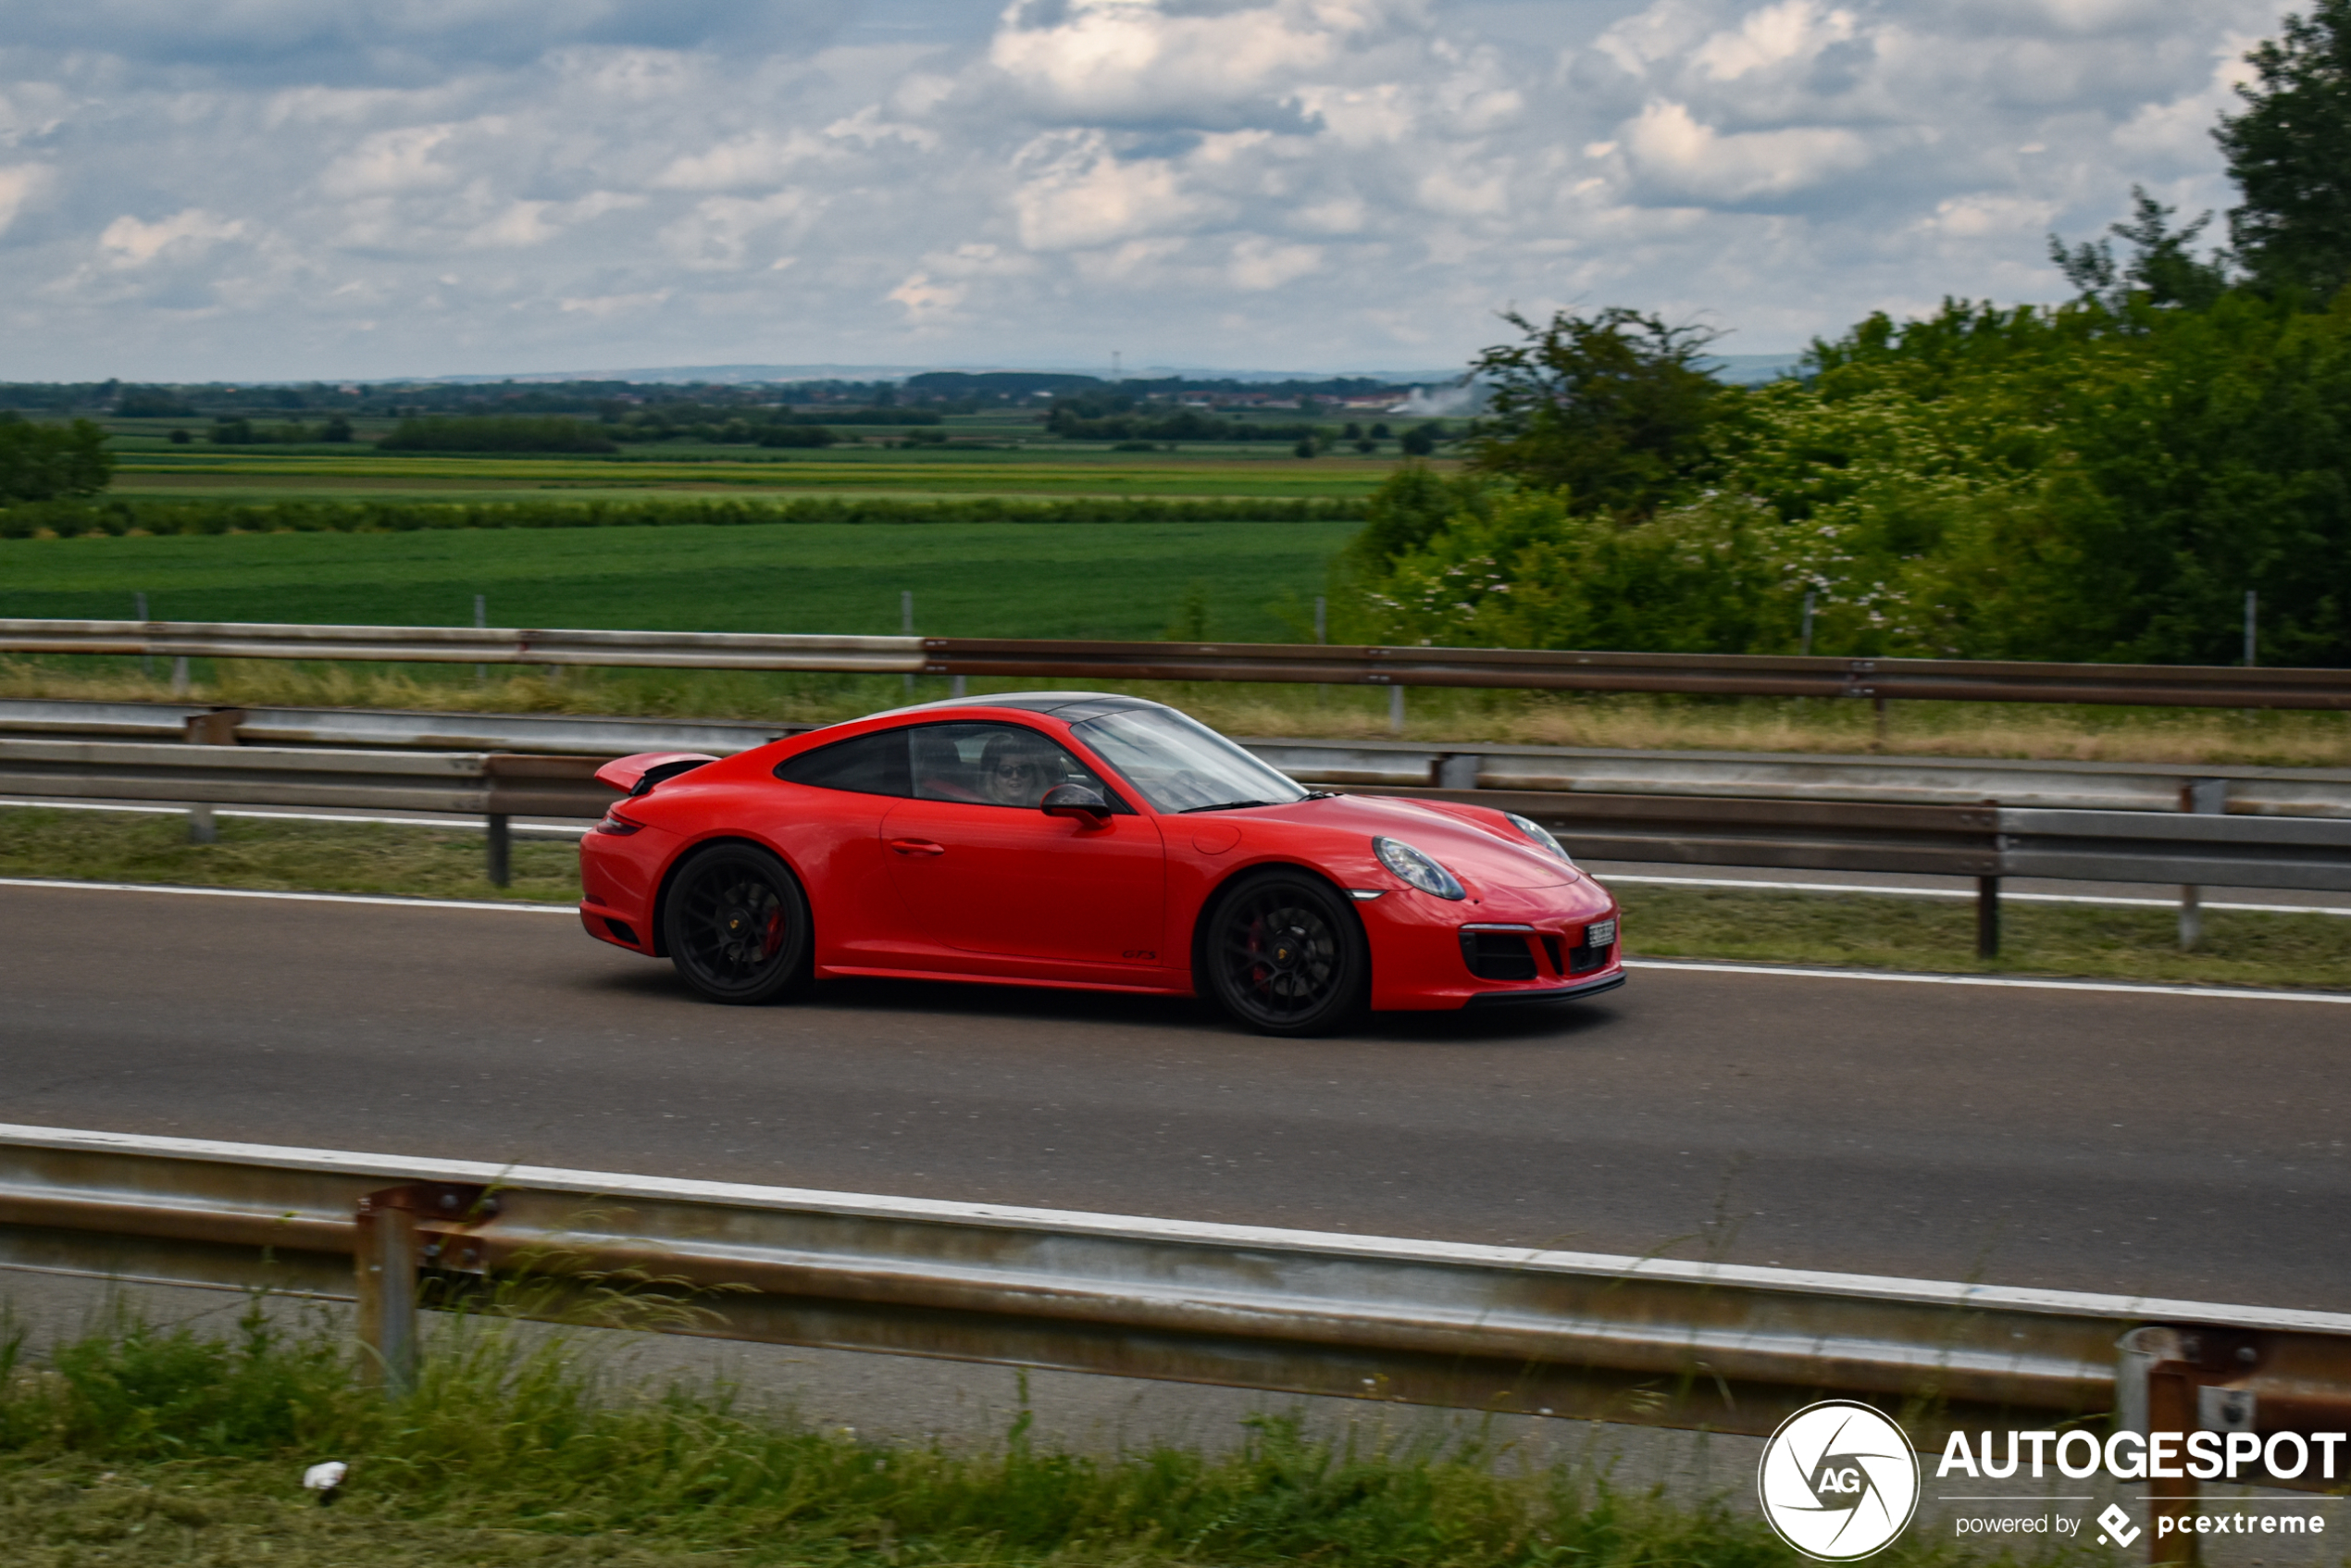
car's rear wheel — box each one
[1201,870,1367,1037]
[663,843,811,1004]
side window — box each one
[773,730,912,797]
[908,722,1126,811]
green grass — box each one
[8,808,2347,990]
[0,808,578,904]
[0,518,1357,642]
[0,1304,2042,1568]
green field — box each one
[0,518,1355,641]
[100,417,1424,502]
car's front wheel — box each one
[1200,870,1368,1037]
[662,843,811,1004]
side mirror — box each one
[1041,783,1113,823]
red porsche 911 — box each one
[578,693,1623,1035]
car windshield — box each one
[1068,706,1310,814]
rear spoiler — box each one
[594,752,719,797]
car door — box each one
[879,721,1165,965]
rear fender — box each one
[647,833,812,962]
[595,752,719,797]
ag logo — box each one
[1757,1400,1921,1561]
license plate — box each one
[1585,918,1617,948]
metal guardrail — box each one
[1246,738,2351,821]
[0,738,605,817]
[0,697,803,757]
[2,1123,2346,1523]
[0,739,606,885]
[10,700,2351,817]
[8,617,2351,710]
[7,728,2351,936]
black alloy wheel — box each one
[662,843,812,1004]
[1202,870,1368,1036]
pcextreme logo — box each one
[1759,1401,1922,1561]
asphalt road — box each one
[3,882,2345,1313]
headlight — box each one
[1374,836,1466,900]
[1504,811,1574,864]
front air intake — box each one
[1459,927,1539,981]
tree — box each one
[1462,307,1724,516]
[2049,186,2232,311]
[1399,423,1438,456]
[0,414,114,500]
[2217,0,2351,297]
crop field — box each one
[100,417,1424,502]
[0,516,1357,641]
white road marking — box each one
[1626,958,2351,1004]
[0,877,575,914]
[1600,871,2351,918]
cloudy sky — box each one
[0,0,2283,381]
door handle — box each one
[888,839,945,856]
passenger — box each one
[980,730,1064,807]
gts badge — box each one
[1122,950,1157,961]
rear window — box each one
[773,730,911,797]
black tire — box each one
[1200,870,1368,1037]
[661,843,812,1005]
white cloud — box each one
[655,132,825,191]
[1621,99,1871,202]
[987,0,1376,120]
[888,268,974,326]
[0,0,2299,376]
[1011,130,1219,251]
[0,164,53,234]
[1228,235,1322,289]
[558,288,673,318]
[98,207,245,265]
[318,124,466,196]
[1914,192,2058,238]
[1692,0,1856,80]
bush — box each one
[0,414,113,501]
[0,493,1370,541]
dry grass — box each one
[10,658,2347,767]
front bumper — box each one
[1356,879,1623,1011]
[1462,971,1627,1007]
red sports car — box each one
[578,693,1623,1034]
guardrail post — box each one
[2120,1327,2202,1565]
[1388,685,1405,734]
[170,656,190,696]
[355,1188,419,1397]
[2179,780,2227,951]
[1975,877,2000,958]
[186,804,217,845]
[486,814,511,887]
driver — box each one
[978,729,1066,807]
